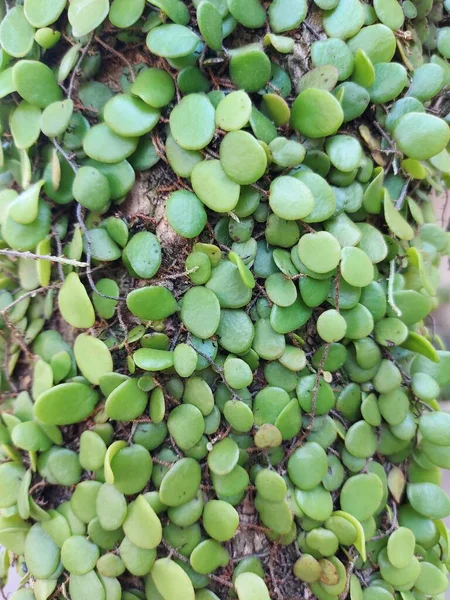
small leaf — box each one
[34,383,99,425]
[10,101,41,150]
[58,44,81,83]
[229,251,255,289]
[401,331,440,363]
[68,0,110,38]
[332,510,366,562]
[104,440,127,485]
[151,558,195,600]
[235,572,271,600]
[123,495,162,550]
[8,180,45,225]
[387,466,405,503]
[58,272,95,329]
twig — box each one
[209,426,231,445]
[51,228,65,281]
[392,156,399,176]
[395,177,411,210]
[251,183,269,197]
[0,391,22,399]
[281,343,331,465]
[1,283,61,315]
[387,259,402,317]
[203,57,226,66]
[238,523,271,535]
[165,267,199,279]
[205,222,231,252]
[170,435,183,457]
[441,190,449,228]
[231,551,270,563]
[116,301,131,353]
[299,221,316,233]
[3,314,33,360]
[151,131,169,165]
[153,379,180,407]
[152,457,175,467]
[3,342,18,393]
[383,348,411,386]
[373,121,394,145]
[371,501,398,540]
[302,342,331,433]
[266,80,283,95]
[169,323,184,350]
[151,266,199,285]
[52,139,78,174]
[334,267,341,312]
[128,422,138,444]
[202,147,220,160]
[76,203,124,301]
[68,33,94,99]
[340,551,357,600]
[94,36,136,81]
[29,480,47,495]
[303,20,322,39]
[0,249,88,268]
[51,141,102,309]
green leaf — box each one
[332,510,366,561]
[109,0,145,28]
[68,0,110,37]
[24,0,67,27]
[34,383,99,425]
[146,24,200,58]
[0,7,35,58]
[58,272,96,329]
[8,180,44,225]
[123,495,162,550]
[13,60,63,108]
[235,572,271,600]
[401,331,440,363]
[74,334,113,385]
[151,558,195,600]
[383,189,414,240]
[10,101,41,150]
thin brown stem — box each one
[52,139,78,174]
[371,501,398,540]
[187,336,245,402]
[94,36,136,81]
[334,267,341,312]
[76,203,124,301]
[1,283,61,316]
[281,342,331,465]
[51,228,65,281]
[395,177,411,210]
[0,249,88,268]
[68,33,94,99]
